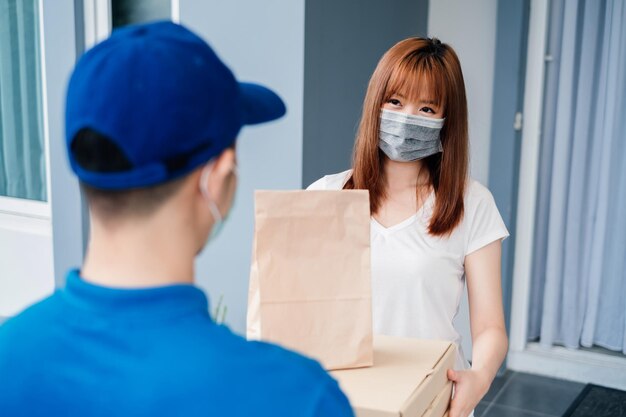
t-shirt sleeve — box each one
[311,379,354,417]
[465,183,510,256]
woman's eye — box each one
[421,107,435,114]
[388,99,402,106]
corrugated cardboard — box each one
[422,383,453,417]
[331,336,456,417]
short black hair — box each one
[72,128,186,220]
[71,127,134,172]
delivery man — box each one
[0,21,353,417]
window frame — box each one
[0,0,52,219]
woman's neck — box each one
[374,158,432,224]
[383,158,429,191]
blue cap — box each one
[65,21,286,190]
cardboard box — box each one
[423,383,453,417]
[331,336,456,417]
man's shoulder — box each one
[191,326,353,416]
[0,293,64,371]
[0,298,353,416]
[0,293,62,338]
[210,325,332,382]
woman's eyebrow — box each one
[392,92,438,104]
[391,92,439,106]
[419,98,438,105]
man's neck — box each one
[81,218,196,289]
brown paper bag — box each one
[247,190,373,370]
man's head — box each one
[65,21,285,249]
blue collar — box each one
[61,269,210,321]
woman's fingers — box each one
[447,368,460,382]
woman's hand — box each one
[446,368,492,417]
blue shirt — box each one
[0,270,353,417]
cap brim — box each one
[239,82,286,125]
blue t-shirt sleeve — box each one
[311,380,354,417]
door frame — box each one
[507,0,626,390]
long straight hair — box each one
[344,37,469,236]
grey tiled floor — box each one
[475,371,586,417]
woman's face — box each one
[382,92,445,119]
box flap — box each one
[402,341,456,416]
[421,382,453,417]
[331,336,455,416]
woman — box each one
[308,38,509,417]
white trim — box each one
[83,0,111,49]
[508,343,626,390]
[42,0,85,286]
[38,0,52,215]
[0,211,51,236]
[171,0,180,23]
[0,196,49,219]
[509,0,550,353]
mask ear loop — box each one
[200,162,223,224]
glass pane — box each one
[0,0,46,202]
[112,0,171,28]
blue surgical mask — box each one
[200,161,237,241]
[379,109,445,161]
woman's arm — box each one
[467,238,508,382]
[447,239,508,417]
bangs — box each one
[385,55,447,109]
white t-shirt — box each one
[307,170,509,370]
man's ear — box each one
[213,147,236,177]
[197,147,237,204]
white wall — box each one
[429,0,499,361]
[0,0,80,317]
[179,0,305,334]
[429,0,498,185]
[0,215,53,316]
[45,0,85,288]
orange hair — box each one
[344,37,468,236]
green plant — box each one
[212,294,228,325]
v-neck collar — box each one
[371,190,435,235]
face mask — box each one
[199,161,238,242]
[378,108,445,162]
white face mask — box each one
[378,108,445,161]
[199,161,238,241]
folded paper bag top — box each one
[331,336,456,417]
[247,190,373,370]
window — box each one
[0,0,46,202]
[111,0,172,27]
